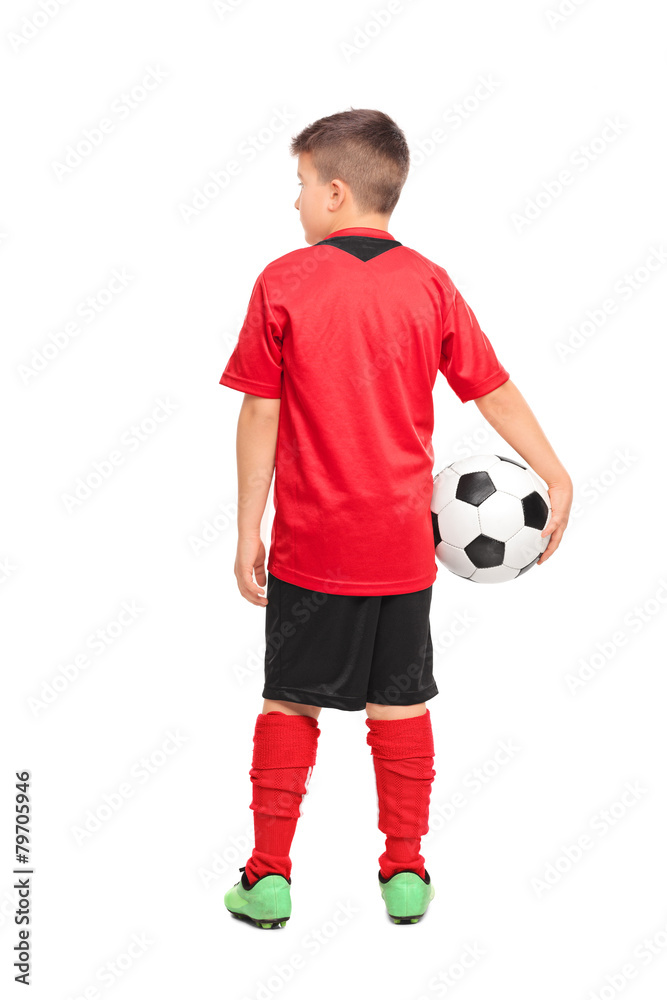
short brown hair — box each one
[290,108,410,216]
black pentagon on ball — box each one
[518,554,540,575]
[496,455,527,469]
[431,510,442,548]
[465,534,505,568]
[522,491,549,529]
[456,471,495,506]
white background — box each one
[2,0,666,997]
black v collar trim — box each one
[315,233,403,262]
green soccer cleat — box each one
[224,867,291,929]
[378,868,435,924]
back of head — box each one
[290,108,410,216]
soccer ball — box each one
[431,454,552,583]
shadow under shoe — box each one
[378,868,435,924]
[224,866,292,929]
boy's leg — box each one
[243,699,321,885]
[366,702,426,720]
[263,698,322,720]
[365,701,436,880]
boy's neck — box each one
[324,214,392,237]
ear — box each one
[329,177,347,207]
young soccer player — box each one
[219,109,573,928]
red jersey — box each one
[219,226,510,595]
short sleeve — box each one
[219,272,283,398]
[438,286,509,403]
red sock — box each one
[365,709,436,881]
[244,711,320,886]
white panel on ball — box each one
[478,491,525,542]
[436,542,476,578]
[504,525,544,569]
[488,461,534,498]
[437,498,480,548]
[431,467,459,513]
[470,564,521,583]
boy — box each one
[219,109,573,928]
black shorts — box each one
[262,572,438,712]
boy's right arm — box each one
[473,379,573,566]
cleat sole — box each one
[229,911,289,930]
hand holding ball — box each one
[431,454,552,583]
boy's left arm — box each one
[233,393,280,606]
[474,379,573,565]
